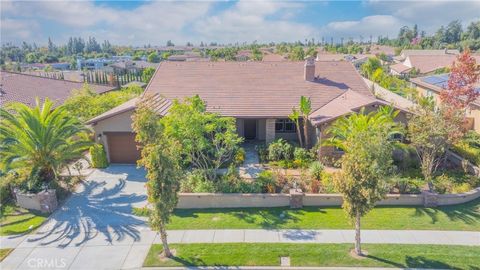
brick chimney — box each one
[304,56,315,81]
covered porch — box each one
[235,118,306,144]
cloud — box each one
[193,0,314,43]
[320,15,405,41]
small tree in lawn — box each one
[132,99,181,258]
[288,108,303,148]
[325,107,402,256]
[440,49,479,111]
[299,96,312,149]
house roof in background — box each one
[407,54,457,73]
[143,61,373,118]
[0,71,115,107]
[411,74,480,107]
[390,63,412,74]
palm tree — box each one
[324,107,402,256]
[288,108,303,148]
[0,98,92,188]
[299,96,312,148]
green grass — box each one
[143,243,480,269]
[0,204,48,236]
[158,198,480,231]
[0,248,13,262]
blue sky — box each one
[2,0,480,46]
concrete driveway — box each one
[1,165,159,270]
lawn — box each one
[161,198,480,231]
[0,249,13,262]
[0,204,48,236]
[143,243,480,269]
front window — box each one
[275,119,296,133]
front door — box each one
[244,119,257,140]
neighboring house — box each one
[411,74,480,133]
[390,49,460,76]
[235,50,252,61]
[262,52,286,62]
[22,62,71,71]
[0,71,115,107]
[316,53,374,68]
[110,60,158,73]
[167,52,204,62]
[87,58,407,164]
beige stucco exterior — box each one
[416,85,480,133]
[90,110,135,162]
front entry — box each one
[244,119,257,140]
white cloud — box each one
[193,0,314,43]
[320,15,405,41]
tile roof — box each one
[309,89,385,125]
[407,54,457,73]
[411,74,480,107]
[390,63,412,74]
[143,61,373,118]
[86,97,139,124]
[0,71,115,107]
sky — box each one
[1,0,480,46]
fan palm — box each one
[0,98,92,188]
[299,96,312,148]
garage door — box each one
[106,132,141,164]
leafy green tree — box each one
[62,84,142,121]
[325,107,402,256]
[0,99,92,188]
[132,100,181,258]
[289,46,305,61]
[147,52,160,63]
[288,108,303,148]
[161,95,243,180]
[299,96,312,148]
[407,97,463,188]
[142,67,156,83]
[360,57,382,79]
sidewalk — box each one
[1,228,479,269]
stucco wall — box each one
[90,110,135,162]
[176,193,290,208]
[176,189,480,209]
[236,119,245,137]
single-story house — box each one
[411,74,480,133]
[390,49,461,76]
[87,58,408,163]
[0,71,116,108]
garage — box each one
[106,132,141,164]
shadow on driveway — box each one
[26,165,148,248]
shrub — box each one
[90,144,109,168]
[388,175,423,194]
[234,148,246,166]
[268,139,294,161]
[453,142,480,166]
[293,147,314,168]
[255,144,269,163]
[309,161,324,181]
[256,171,276,193]
[320,171,336,193]
[180,170,216,193]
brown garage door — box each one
[106,132,141,164]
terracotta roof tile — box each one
[144,61,373,118]
[0,71,115,107]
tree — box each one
[440,49,480,110]
[161,95,243,180]
[299,96,312,148]
[0,98,92,188]
[142,67,156,83]
[147,52,160,63]
[325,107,402,256]
[289,46,305,61]
[360,57,382,79]
[132,99,181,258]
[407,97,463,188]
[288,108,303,148]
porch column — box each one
[265,119,276,144]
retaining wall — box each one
[176,188,480,209]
